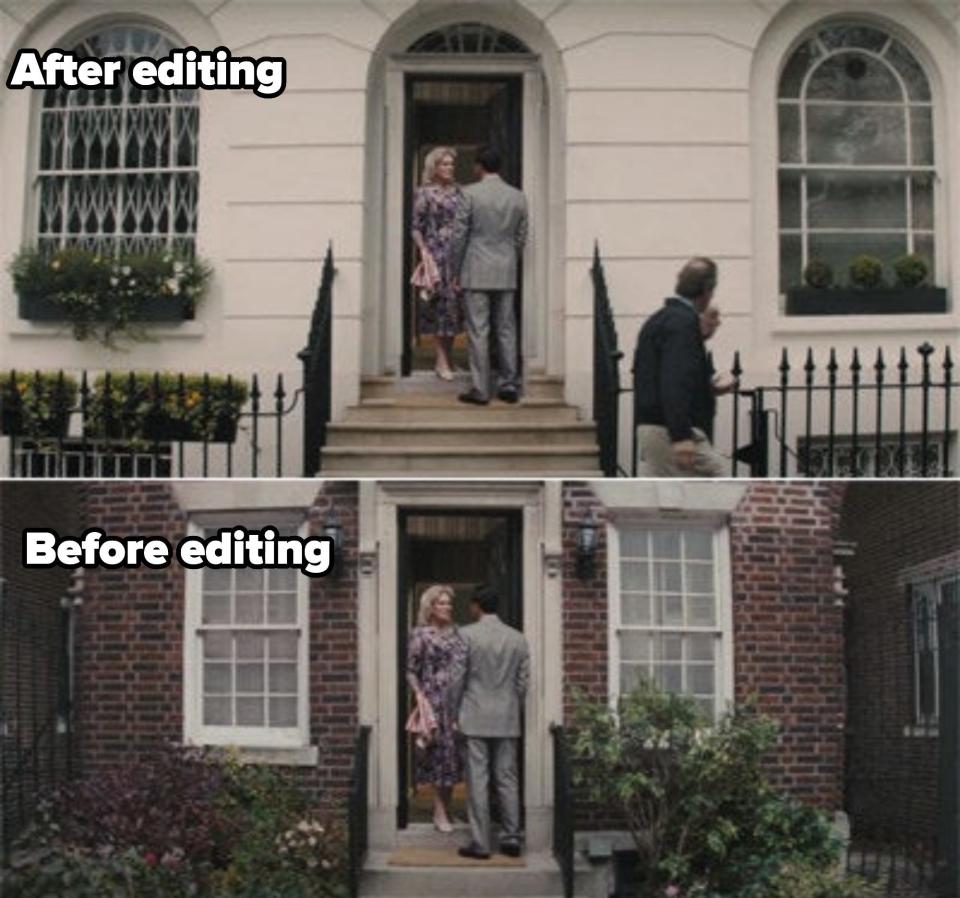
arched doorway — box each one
[362,5,565,383]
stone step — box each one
[360,850,569,898]
[342,400,583,425]
[319,446,602,476]
[360,375,564,402]
[327,422,597,448]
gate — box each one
[0,578,77,864]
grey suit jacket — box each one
[449,614,530,738]
[450,174,528,291]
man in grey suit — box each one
[450,146,528,406]
[449,585,530,859]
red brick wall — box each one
[730,483,845,810]
[76,481,359,803]
[840,482,959,843]
[562,482,845,829]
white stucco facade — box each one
[1,0,958,471]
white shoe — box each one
[435,367,454,381]
[433,816,453,833]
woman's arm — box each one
[411,189,429,256]
[406,628,425,696]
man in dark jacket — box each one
[632,257,726,476]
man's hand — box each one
[672,439,697,470]
[712,373,736,395]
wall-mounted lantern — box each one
[323,510,343,578]
[576,515,598,580]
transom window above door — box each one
[407,22,531,55]
[36,24,199,257]
[777,23,937,295]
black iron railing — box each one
[0,583,76,865]
[591,243,626,477]
[845,833,939,896]
[590,245,957,478]
[1,247,336,480]
[347,725,371,898]
[551,723,574,898]
[298,243,336,476]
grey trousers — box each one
[636,425,727,477]
[464,290,519,400]
[464,736,521,854]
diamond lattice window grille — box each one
[407,22,531,55]
[36,25,199,257]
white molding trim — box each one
[749,3,959,337]
[360,1,567,389]
[360,479,558,853]
[181,518,313,752]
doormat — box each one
[386,848,525,868]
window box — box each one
[786,286,947,316]
[18,291,195,323]
[87,373,248,444]
[0,372,77,438]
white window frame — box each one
[182,516,311,751]
[777,22,940,293]
[908,572,958,734]
[607,520,735,718]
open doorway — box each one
[402,76,523,376]
[396,508,523,829]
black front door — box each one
[402,76,524,376]
[397,509,523,828]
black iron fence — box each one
[0,580,76,865]
[1,247,336,480]
[551,723,575,898]
[845,835,939,897]
[591,247,957,478]
[347,725,371,898]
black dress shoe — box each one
[500,842,521,858]
[458,389,489,406]
[458,844,491,860]
[497,388,519,404]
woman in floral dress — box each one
[406,584,467,832]
[411,147,465,380]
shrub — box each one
[803,259,834,289]
[11,247,211,346]
[848,255,884,289]
[0,371,78,438]
[49,747,235,870]
[572,681,844,898]
[892,253,929,288]
[87,372,249,443]
[6,748,349,898]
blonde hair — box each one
[421,146,457,185]
[417,584,455,627]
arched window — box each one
[407,23,531,55]
[36,24,199,256]
[778,23,936,293]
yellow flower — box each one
[50,259,61,271]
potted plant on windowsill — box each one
[11,248,212,346]
[786,253,947,315]
[86,373,249,444]
[0,371,78,439]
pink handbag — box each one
[405,691,438,750]
[410,250,441,302]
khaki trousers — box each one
[636,425,727,478]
